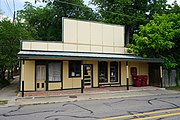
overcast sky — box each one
[0,0,179,19]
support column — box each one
[126,61,129,90]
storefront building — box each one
[18,18,163,92]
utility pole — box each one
[12,0,15,23]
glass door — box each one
[83,64,93,88]
[36,65,46,91]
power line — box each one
[4,0,13,16]
[52,0,147,21]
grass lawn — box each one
[166,86,180,91]
[0,100,8,105]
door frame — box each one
[83,64,93,88]
[35,65,46,91]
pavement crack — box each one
[2,109,53,117]
[8,105,23,113]
[45,114,99,119]
[157,99,179,107]
[103,99,125,107]
[63,103,93,114]
[148,98,157,105]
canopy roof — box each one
[18,51,163,63]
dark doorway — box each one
[149,63,161,87]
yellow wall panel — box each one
[72,78,81,88]
[62,61,73,89]
[21,63,24,83]
[48,82,61,90]
[21,60,35,91]
[121,61,127,85]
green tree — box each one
[91,0,168,44]
[0,19,32,81]
[17,1,98,41]
[128,13,180,70]
[169,0,180,14]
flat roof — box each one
[18,51,163,63]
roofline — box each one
[18,51,164,63]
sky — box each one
[0,0,180,20]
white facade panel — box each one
[22,18,127,54]
[48,43,63,51]
[102,24,114,46]
[31,42,47,51]
[114,27,124,46]
[78,44,91,52]
[64,44,77,52]
[22,42,31,50]
[77,21,90,44]
[114,47,125,54]
[91,46,103,53]
[64,19,77,43]
[91,23,102,45]
[103,46,114,53]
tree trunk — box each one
[7,70,10,80]
[10,69,14,79]
[1,68,5,80]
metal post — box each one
[81,79,84,93]
[22,81,24,97]
[160,78,163,88]
[127,78,129,90]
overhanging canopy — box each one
[18,51,163,63]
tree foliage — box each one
[91,0,169,43]
[128,13,180,69]
[0,19,32,80]
[17,0,98,41]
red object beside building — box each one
[131,67,148,87]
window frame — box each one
[69,60,82,78]
[110,61,118,82]
[48,62,62,82]
[98,61,108,83]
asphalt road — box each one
[0,94,180,120]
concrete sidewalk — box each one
[0,76,19,107]
[0,77,179,107]
[13,88,180,107]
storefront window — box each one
[110,62,118,82]
[48,62,61,82]
[69,60,81,77]
[98,61,108,82]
